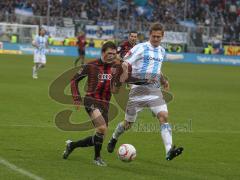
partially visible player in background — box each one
[117,31,138,89]
[117,31,138,60]
[32,27,48,79]
[74,31,87,66]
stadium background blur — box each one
[0,0,240,55]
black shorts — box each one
[78,49,85,56]
[83,96,109,125]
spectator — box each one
[88,38,95,47]
[0,0,239,45]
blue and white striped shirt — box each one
[124,41,166,88]
[34,35,48,55]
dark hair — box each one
[39,27,45,35]
[150,23,164,33]
[129,31,138,35]
[101,41,117,52]
[39,27,45,32]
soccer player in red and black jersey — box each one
[63,41,120,166]
[117,31,138,60]
[74,31,87,66]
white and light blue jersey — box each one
[124,41,166,88]
[34,35,48,55]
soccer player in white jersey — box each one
[107,23,183,161]
[32,28,48,79]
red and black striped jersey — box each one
[77,35,87,51]
[71,59,118,105]
[117,40,135,59]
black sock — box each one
[71,136,94,149]
[93,132,104,160]
[74,58,79,66]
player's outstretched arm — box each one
[119,61,129,83]
[70,65,88,109]
[32,40,39,48]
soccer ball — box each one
[117,144,136,162]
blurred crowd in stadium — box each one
[0,0,240,54]
[1,0,239,42]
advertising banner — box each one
[224,46,240,56]
[162,32,188,44]
[166,53,240,65]
[1,43,240,66]
[42,26,75,41]
[85,25,114,40]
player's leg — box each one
[107,100,141,153]
[37,62,46,70]
[74,57,80,67]
[63,109,106,159]
[33,54,46,79]
[150,100,183,160]
[90,109,108,166]
[155,107,172,154]
[74,49,81,66]
[79,55,84,65]
[40,55,46,69]
[32,53,39,79]
[32,63,38,79]
[107,120,134,153]
[79,50,85,65]
[63,108,107,162]
[35,63,45,72]
[63,101,108,166]
[63,134,94,160]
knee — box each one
[96,125,107,135]
[38,63,45,69]
[157,111,168,124]
[123,121,133,130]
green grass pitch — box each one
[0,54,240,180]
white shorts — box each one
[34,53,46,64]
[125,86,168,122]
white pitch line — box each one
[0,124,55,128]
[0,157,44,180]
[0,125,240,134]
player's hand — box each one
[120,71,128,83]
[162,80,170,91]
[120,62,129,83]
[111,81,121,94]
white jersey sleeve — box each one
[123,43,144,65]
[162,48,166,62]
[32,36,38,45]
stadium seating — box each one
[0,0,239,44]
